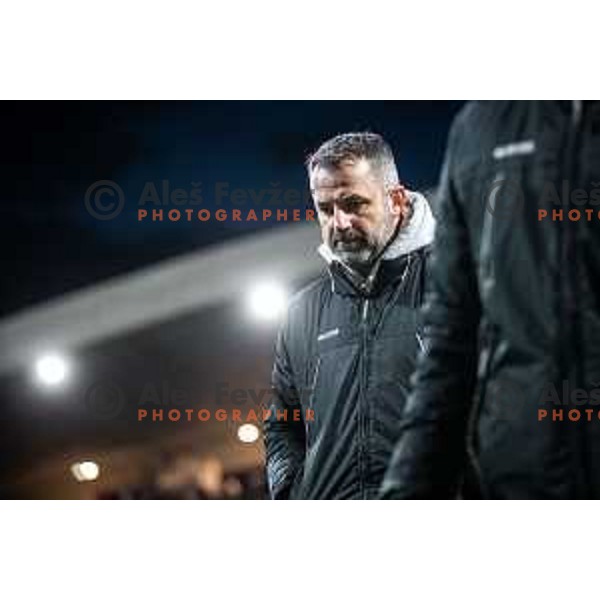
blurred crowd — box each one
[97,455,266,500]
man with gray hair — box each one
[264,132,435,499]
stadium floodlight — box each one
[70,460,100,482]
[237,423,260,444]
[247,281,287,321]
[35,353,69,386]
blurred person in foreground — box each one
[265,132,435,499]
[382,101,600,499]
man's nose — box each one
[332,206,353,230]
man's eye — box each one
[319,205,333,215]
[344,199,364,212]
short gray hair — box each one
[307,132,399,187]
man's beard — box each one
[329,216,398,269]
[330,230,375,267]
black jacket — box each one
[382,101,600,499]
[265,193,434,499]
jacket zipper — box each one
[304,356,321,446]
[358,297,370,497]
[357,257,412,497]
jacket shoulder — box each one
[286,273,330,319]
[450,101,526,150]
[446,101,526,180]
[453,101,514,132]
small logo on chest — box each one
[317,328,340,342]
[492,139,536,160]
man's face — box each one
[310,158,406,267]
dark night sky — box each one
[0,101,464,318]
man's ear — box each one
[388,185,410,220]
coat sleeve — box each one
[381,113,482,498]
[264,313,306,499]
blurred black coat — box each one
[382,101,600,499]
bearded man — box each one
[264,132,435,499]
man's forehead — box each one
[309,158,376,193]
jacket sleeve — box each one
[381,114,482,498]
[264,314,306,499]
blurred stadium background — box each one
[0,101,461,499]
